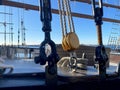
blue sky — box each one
[0,0,119,45]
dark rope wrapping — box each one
[35,0,59,72]
[40,0,52,32]
[92,0,108,79]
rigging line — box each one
[21,0,25,20]
[24,26,26,45]
[4,5,6,46]
[9,7,12,45]
[38,0,41,17]
[21,0,23,45]
[62,0,68,35]
[9,7,10,45]
[10,8,13,46]
[46,0,52,21]
[21,1,24,45]
[22,0,26,45]
[58,0,64,36]
[66,0,75,32]
[18,0,20,47]
[21,17,23,45]
[64,0,72,32]
[39,0,44,21]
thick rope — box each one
[64,0,72,32]
[66,0,75,32]
[62,0,68,35]
[58,0,65,36]
[58,0,76,36]
[17,6,20,47]
[58,0,79,71]
[4,6,6,46]
[10,8,13,46]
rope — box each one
[66,0,75,32]
[21,0,25,21]
[9,7,10,45]
[17,1,20,47]
[58,0,79,52]
[4,6,6,46]
[58,0,64,36]
[38,0,41,19]
[40,0,52,22]
[58,0,68,36]
[63,0,72,32]
[21,0,24,45]
[62,0,68,35]
[58,0,76,35]
[9,7,13,46]
[18,0,26,46]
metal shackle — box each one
[34,40,59,66]
[95,45,108,63]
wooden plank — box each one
[71,0,120,9]
[1,0,120,23]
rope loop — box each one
[40,0,52,22]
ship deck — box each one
[0,59,120,90]
[1,59,117,75]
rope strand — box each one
[62,0,67,35]
[58,0,64,36]
[66,0,75,32]
[64,0,72,32]
[58,0,76,35]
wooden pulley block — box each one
[62,36,71,51]
[62,37,67,51]
[66,32,79,50]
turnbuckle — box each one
[92,0,103,25]
[40,0,52,32]
[34,0,59,75]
